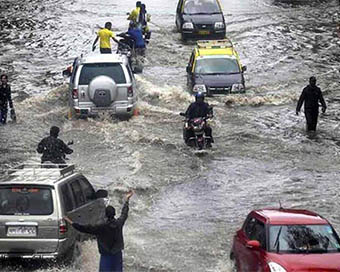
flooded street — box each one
[1,0,340,271]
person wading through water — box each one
[296,76,327,132]
[64,191,134,272]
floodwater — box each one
[1,0,340,271]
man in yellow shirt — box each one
[92,22,120,54]
[127,1,142,25]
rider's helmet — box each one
[195,92,205,102]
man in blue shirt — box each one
[127,22,145,55]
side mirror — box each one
[95,189,108,199]
[186,66,191,73]
[179,112,186,116]
[62,67,72,77]
[242,66,247,73]
[246,240,261,249]
[132,66,143,74]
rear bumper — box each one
[74,101,137,117]
[0,252,59,259]
[0,238,69,259]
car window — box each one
[78,177,95,203]
[60,184,74,212]
[79,63,126,85]
[184,0,221,14]
[126,65,134,81]
[188,52,195,68]
[70,57,79,84]
[269,225,340,253]
[244,217,266,248]
[195,57,240,74]
[70,180,85,208]
[0,186,53,215]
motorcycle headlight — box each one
[182,22,194,30]
[214,22,224,29]
[231,83,245,93]
[268,262,287,272]
[192,84,206,93]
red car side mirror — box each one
[246,240,261,249]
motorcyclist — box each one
[0,74,15,124]
[37,126,73,166]
[184,92,213,147]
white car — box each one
[65,53,138,119]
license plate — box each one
[198,30,210,35]
[7,226,37,237]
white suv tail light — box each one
[72,89,78,99]
[127,86,133,97]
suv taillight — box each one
[59,219,68,236]
[127,86,133,97]
[72,89,78,99]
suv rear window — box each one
[79,63,126,85]
[0,187,53,215]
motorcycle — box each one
[116,32,144,73]
[180,112,213,150]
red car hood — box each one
[267,252,340,271]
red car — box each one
[230,208,340,272]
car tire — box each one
[229,252,238,272]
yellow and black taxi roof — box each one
[194,39,240,60]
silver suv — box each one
[66,53,138,119]
[0,164,107,263]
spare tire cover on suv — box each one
[88,76,118,107]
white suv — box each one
[66,53,138,119]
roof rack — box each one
[197,38,234,49]
[7,164,75,178]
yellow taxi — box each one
[186,39,247,95]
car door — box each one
[77,176,106,225]
[186,51,195,90]
[176,0,184,31]
[69,58,79,103]
[237,216,266,272]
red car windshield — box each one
[269,225,340,253]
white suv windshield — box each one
[79,63,126,85]
[184,0,220,14]
[195,57,240,74]
[269,225,340,253]
[0,187,53,215]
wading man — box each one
[64,191,134,272]
[37,126,73,166]
[0,74,15,124]
[296,76,327,132]
[93,22,121,54]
